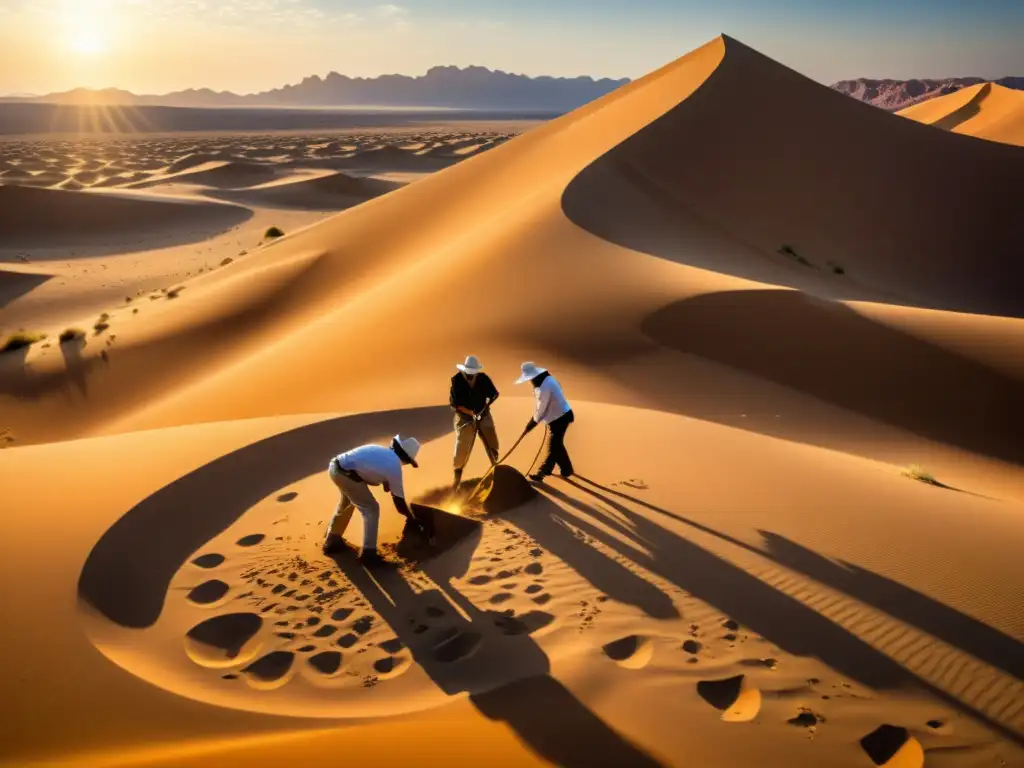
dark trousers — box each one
[538,410,575,476]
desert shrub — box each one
[264,226,284,239]
[778,244,812,267]
[220,257,234,267]
[167,286,185,299]
[902,464,939,486]
[59,328,85,343]
[1,330,46,353]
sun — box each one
[70,26,107,55]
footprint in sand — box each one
[378,638,404,654]
[337,633,359,649]
[697,674,761,722]
[307,651,343,677]
[186,579,230,606]
[185,613,263,668]
[532,593,552,606]
[236,534,266,547]
[373,655,412,679]
[332,608,354,622]
[191,553,225,569]
[682,639,702,655]
[524,584,543,594]
[602,635,654,670]
[469,575,492,586]
[276,492,298,503]
[524,563,543,576]
[859,725,924,768]
[352,616,374,635]
[489,593,514,605]
[243,651,295,688]
[313,625,337,638]
[787,708,825,728]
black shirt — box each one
[449,372,499,414]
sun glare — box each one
[71,27,106,55]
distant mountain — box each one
[831,77,1024,112]
[1,66,631,111]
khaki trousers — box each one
[327,464,380,551]
[453,411,499,469]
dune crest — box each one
[898,82,1024,146]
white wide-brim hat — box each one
[456,354,484,374]
[515,361,547,385]
[391,435,421,467]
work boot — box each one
[528,472,549,483]
[453,468,463,490]
[358,548,388,568]
[322,534,345,556]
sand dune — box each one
[209,170,402,210]
[898,82,1024,146]
[1,34,1023,768]
[0,185,252,250]
[131,160,288,190]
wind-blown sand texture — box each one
[1,35,1023,768]
[898,82,1024,146]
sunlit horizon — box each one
[1,0,1021,96]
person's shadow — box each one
[543,476,1023,747]
[331,531,666,768]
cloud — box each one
[375,4,406,17]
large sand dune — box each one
[1,35,1023,768]
[898,82,1024,146]
[0,185,252,250]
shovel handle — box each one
[468,427,530,498]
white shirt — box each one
[332,444,405,498]
[533,375,571,424]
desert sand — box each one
[1,35,1023,768]
[898,82,1024,146]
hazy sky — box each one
[1,0,1021,95]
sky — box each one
[0,0,1021,95]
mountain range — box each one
[831,77,1024,112]
[1,66,630,111]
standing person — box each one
[323,434,423,566]
[450,354,500,489]
[515,362,574,482]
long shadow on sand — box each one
[641,290,1024,467]
[573,478,1024,683]
[332,533,665,768]
[536,478,1022,745]
[78,405,451,629]
[0,268,51,311]
[492,499,680,621]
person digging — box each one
[515,361,575,482]
[322,434,430,567]
[449,354,500,490]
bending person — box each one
[323,434,422,566]
[515,361,574,482]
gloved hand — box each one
[524,419,538,434]
[382,481,391,493]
